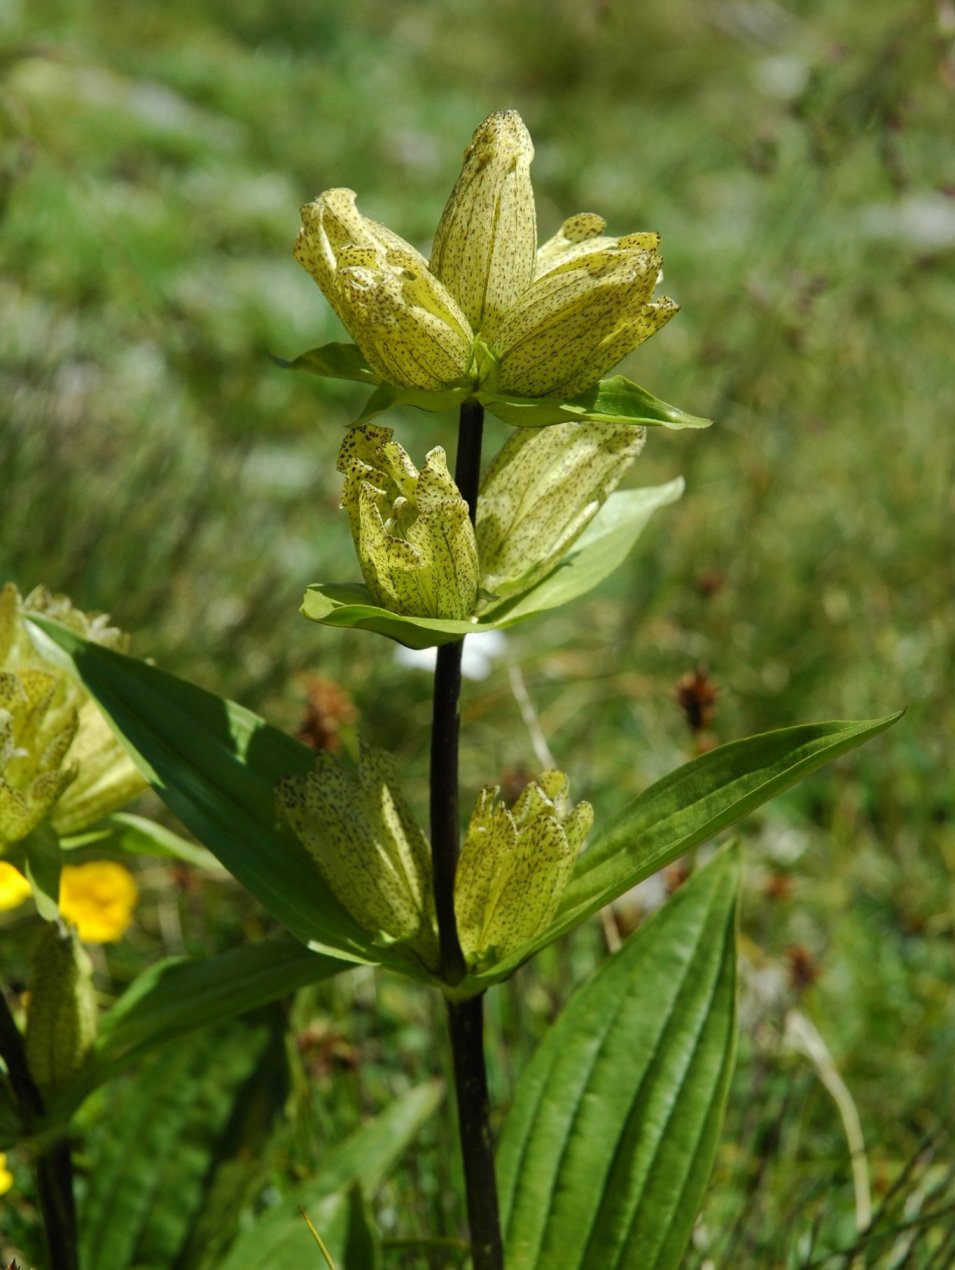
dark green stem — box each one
[429,400,502,1267]
[447,995,504,1270]
[0,986,78,1270]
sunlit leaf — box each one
[498,846,739,1269]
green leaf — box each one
[218,1080,443,1267]
[301,484,683,649]
[80,1013,290,1270]
[272,341,380,384]
[465,712,900,991]
[21,821,61,921]
[480,375,712,430]
[498,846,740,1270]
[61,810,219,869]
[57,937,348,1113]
[26,615,429,978]
[356,380,473,421]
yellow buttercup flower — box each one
[294,111,676,404]
[0,1152,13,1196]
[454,771,593,968]
[59,861,138,943]
[295,189,473,391]
[338,424,479,620]
[0,860,32,911]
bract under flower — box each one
[476,419,646,607]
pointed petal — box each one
[431,110,537,339]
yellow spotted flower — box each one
[0,584,146,852]
[295,189,473,391]
[294,110,677,407]
[454,771,593,968]
[338,424,479,620]
[476,419,646,606]
[276,745,439,970]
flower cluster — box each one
[278,754,590,974]
[294,110,677,410]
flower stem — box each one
[447,994,504,1269]
[429,400,502,1268]
[0,986,78,1270]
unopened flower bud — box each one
[295,188,474,391]
[454,771,592,968]
[476,420,646,606]
[276,745,439,969]
[25,921,98,1098]
[430,110,537,341]
[338,424,479,620]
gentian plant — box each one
[0,114,897,1269]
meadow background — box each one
[2,0,953,1264]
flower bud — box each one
[338,424,479,620]
[276,744,439,969]
[25,921,98,1098]
[494,214,679,399]
[454,772,592,968]
[295,188,474,391]
[431,110,537,341]
[476,420,646,606]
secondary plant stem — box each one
[430,399,502,1268]
[0,986,79,1270]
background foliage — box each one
[1,0,952,1264]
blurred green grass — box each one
[2,0,953,1263]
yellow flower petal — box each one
[0,861,32,911]
[431,110,537,340]
[476,420,646,605]
[59,861,138,944]
[494,234,677,398]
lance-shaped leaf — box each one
[51,937,348,1117]
[498,845,740,1269]
[301,482,684,650]
[79,1012,290,1270]
[458,712,900,993]
[478,374,712,430]
[25,614,435,980]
